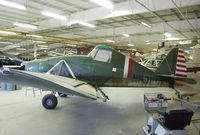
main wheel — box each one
[42,94,58,109]
[58,92,67,97]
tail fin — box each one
[155,48,187,78]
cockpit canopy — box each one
[88,46,113,63]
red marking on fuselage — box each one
[128,58,133,79]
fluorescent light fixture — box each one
[40,47,49,50]
[34,41,46,44]
[128,44,134,46]
[153,48,157,51]
[0,0,26,10]
[90,0,114,9]
[27,34,43,38]
[0,30,16,35]
[145,40,149,43]
[0,41,13,44]
[41,11,67,21]
[7,45,20,48]
[145,40,150,44]
[38,45,48,47]
[122,33,130,37]
[164,32,171,38]
[106,39,115,43]
[141,22,151,28]
[78,22,96,28]
[14,22,37,29]
[16,48,26,51]
[107,10,132,18]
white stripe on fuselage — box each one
[123,55,129,78]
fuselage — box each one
[26,46,169,87]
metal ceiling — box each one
[0,0,199,58]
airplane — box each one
[0,45,196,109]
[0,51,23,69]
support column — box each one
[34,44,37,60]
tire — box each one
[42,94,58,109]
[58,92,67,97]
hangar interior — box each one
[0,0,200,135]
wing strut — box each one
[47,59,76,79]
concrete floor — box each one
[0,87,199,135]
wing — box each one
[0,68,97,100]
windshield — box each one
[88,47,98,58]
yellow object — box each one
[172,94,178,100]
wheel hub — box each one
[46,99,53,106]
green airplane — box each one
[0,45,195,109]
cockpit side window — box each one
[94,49,112,63]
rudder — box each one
[155,48,187,78]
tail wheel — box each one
[42,94,58,109]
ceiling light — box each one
[0,41,13,44]
[128,44,134,46]
[90,0,114,9]
[106,39,115,43]
[0,30,16,35]
[164,32,171,38]
[34,41,46,44]
[37,45,48,47]
[41,11,67,20]
[14,22,37,29]
[141,22,152,28]
[78,22,96,28]
[16,48,26,51]
[0,0,26,10]
[153,48,157,51]
[107,10,132,18]
[145,40,150,44]
[40,47,49,50]
[122,34,130,37]
[7,45,20,48]
[27,34,43,38]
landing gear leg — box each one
[96,87,109,102]
[42,94,58,109]
[58,92,67,97]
